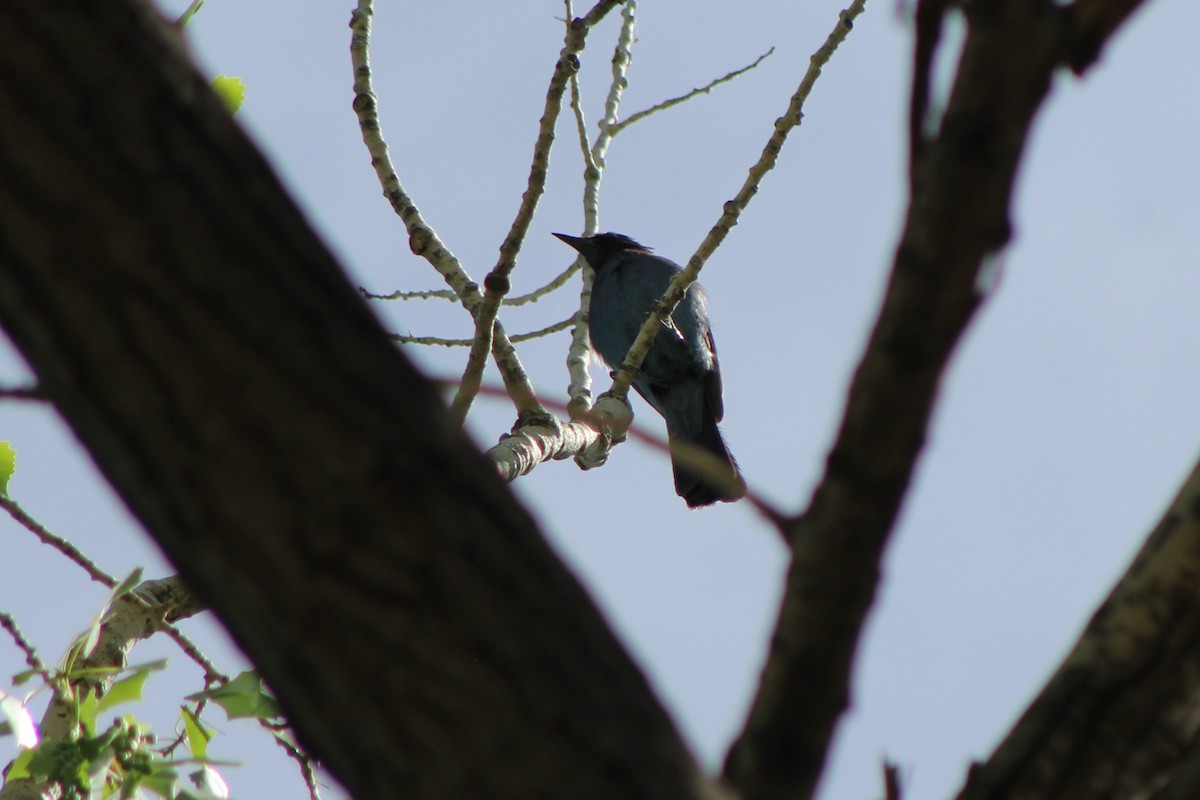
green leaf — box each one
[187,671,279,721]
[110,568,145,602]
[10,668,38,687]
[0,440,14,494]
[74,567,145,661]
[6,746,34,779]
[26,740,66,777]
[211,75,245,114]
[138,765,178,799]
[97,664,155,712]
[175,0,204,28]
[78,688,99,735]
[180,705,211,760]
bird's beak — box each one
[552,232,585,252]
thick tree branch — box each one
[724,2,1148,799]
[0,3,705,800]
[954,454,1200,800]
[1065,0,1151,73]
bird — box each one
[553,232,744,508]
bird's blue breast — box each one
[588,252,715,376]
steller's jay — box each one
[553,232,744,508]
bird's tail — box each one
[669,408,745,508]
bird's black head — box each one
[552,232,651,268]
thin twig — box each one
[0,384,45,401]
[564,0,639,419]
[392,315,577,347]
[361,275,582,307]
[609,46,775,136]
[269,728,323,800]
[359,286,457,302]
[2,493,225,690]
[162,626,226,684]
[507,264,584,306]
[1,494,229,704]
[0,612,53,688]
[884,761,903,800]
[587,0,637,218]
[0,495,115,587]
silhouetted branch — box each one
[0,4,704,797]
[0,385,44,401]
[0,613,53,688]
[884,761,903,800]
[723,2,1150,799]
[955,454,1200,800]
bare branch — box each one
[489,416,606,482]
[349,0,540,417]
[608,0,866,406]
[271,729,324,800]
[587,0,638,217]
[453,0,627,421]
[392,315,577,347]
[161,626,225,684]
[348,0,476,309]
[362,272,582,307]
[359,286,457,302]
[565,0,639,418]
[0,495,222,684]
[0,612,53,688]
[0,495,115,587]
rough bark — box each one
[956,458,1200,800]
[0,3,705,799]
[724,2,1151,800]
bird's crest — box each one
[591,232,651,253]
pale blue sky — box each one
[2,2,1198,799]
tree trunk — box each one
[0,3,705,799]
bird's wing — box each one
[704,329,724,422]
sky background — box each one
[2,1,1199,799]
